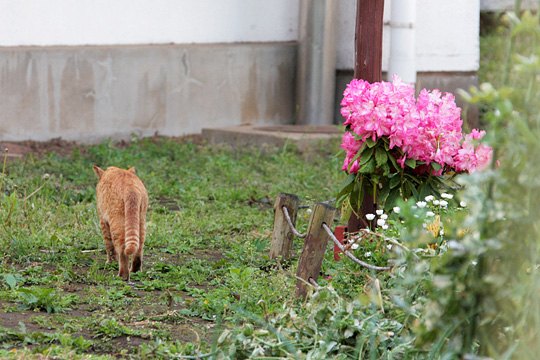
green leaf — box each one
[359,148,375,166]
[349,178,364,211]
[4,274,17,290]
[403,180,418,199]
[378,185,390,207]
[418,183,432,199]
[336,174,356,206]
[388,153,401,171]
[340,173,356,189]
[431,162,442,171]
[375,147,388,168]
[389,174,401,189]
[382,162,391,177]
[385,188,401,209]
[359,157,376,174]
[405,158,417,169]
[365,138,377,148]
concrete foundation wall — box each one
[481,0,538,11]
[0,43,297,142]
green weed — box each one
[16,287,77,314]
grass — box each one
[0,137,346,358]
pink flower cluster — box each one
[341,76,492,175]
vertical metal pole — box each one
[296,0,337,125]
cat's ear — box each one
[128,167,136,174]
[93,165,105,179]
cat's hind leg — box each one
[100,219,116,263]
[117,241,130,281]
[131,220,145,273]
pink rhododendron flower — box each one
[341,77,492,175]
[341,132,362,173]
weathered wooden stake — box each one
[269,193,300,260]
[295,202,336,298]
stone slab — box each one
[202,125,342,152]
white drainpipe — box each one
[388,0,416,85]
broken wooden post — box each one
[270,193,300,260]
[295,202,336,298]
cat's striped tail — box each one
[124,191,141,256]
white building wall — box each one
[0,0,299,46]
[2,0,479,73]
[0,0,481,142]
[336,0,480,72]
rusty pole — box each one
[354,0,384,82]
[348,0,385,233]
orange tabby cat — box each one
[93,165,148,281]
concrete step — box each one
[202,125,342,152]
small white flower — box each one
[351,243,359,250]
[425,195,435,202]
[365,251,372,257]
[393,206,401,214]
[366,213,376,221]
[460,201,467,208]
[376,209,384,216]
[433,200,440,205]
[439,200,448,208]
[447,240,463,251]
[386,244,393,250]
[441,193,454,199]
[377,218,386,227]
[382,224,389,230]
[306,208,312,214]
[471,260,478,266]
[426,211,435,217]
[439,229,445,236]
[416,201,427,208]
[380,214,388,220]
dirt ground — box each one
[0,135,205,160]
[1,139,81,159]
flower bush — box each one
[338,76,492,211]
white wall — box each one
[0,0,299,46]
[1,0,478,72]
[336,0,480,72]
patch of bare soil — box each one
[0,135,205,160]
[0,138,81,159]
[0,134,204,160]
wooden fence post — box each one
[295,202,336,298]
[269,193,300,260]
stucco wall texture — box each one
[0,44,297,142]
